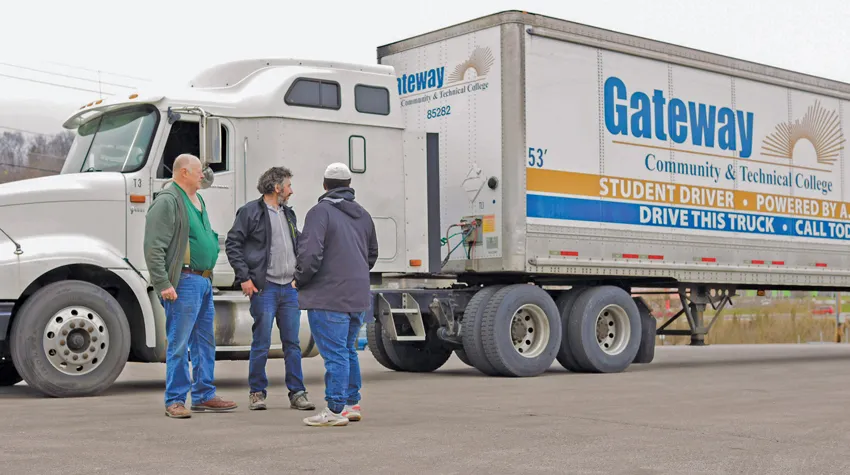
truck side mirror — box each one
[200,116,222,165]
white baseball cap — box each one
[324,162,352,180]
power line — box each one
[0,62,137,89]
[45,60,152,83]
[0,125,60,136]
[0,162,62,173]
[28,152,67,161]
[0,72,115,95]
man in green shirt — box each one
[143,153,237,419]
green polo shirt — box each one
[175,184,219,271]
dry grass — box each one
[644,297,846,346]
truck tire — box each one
[460,285,504,376]
[10,280,131,398]
[366,318,401,371]
[380,319,452,373]
[455,349,472,367]
[480,284,562,377]
[566,286,641,373]
[555,287,590,372]
[632,297,656,364]
[0,362,22,386]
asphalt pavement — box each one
[2,344,850,474]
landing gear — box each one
[655,286,733,346]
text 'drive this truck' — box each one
[3,10,850,396]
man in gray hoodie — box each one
[294,162,378,427]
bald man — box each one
[144,153,237,418]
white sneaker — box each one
[303,407,349,427]
[342,404,361,422]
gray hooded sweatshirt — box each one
[293,187,379,313]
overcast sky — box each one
[1,0,848,133]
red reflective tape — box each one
[816,263,828,268]
[622,254,639,259]
[561,251,578,256]
[772,261,785,266]
[648,255,664,260]
[751,260,765,265]
[701,257,716,263]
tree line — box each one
[0,130,74,183]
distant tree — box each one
[0,130,74,183]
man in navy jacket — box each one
[225,166,315,412]
[294,162,378,427]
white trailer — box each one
[1,10,850,396]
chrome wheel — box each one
[510,304,550,358]
[596,304,630,356]
[42,306,109,376]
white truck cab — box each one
[0,58,429,396]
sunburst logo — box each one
[447,47,495,84]
[761,100,845,166]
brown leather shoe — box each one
[191,395,238,412]
[165,402,191,419]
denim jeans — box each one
[249,282,305,397]
[161,272,217,407]
[307,309,365,413]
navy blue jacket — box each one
[294,187,378,312]
[225,196,299,291]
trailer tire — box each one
[455,349,473,367]
[480,284,561,377]
[366,318,402,371]
[461,285,504,376]
[10,280,131,398]
[380,318,452,373]
[632,297,656,364]
[0,362,22,386]
[567,286,641,373]
[555,287,590,372]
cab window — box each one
[156,120,229,179]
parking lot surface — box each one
[2,344,850,474]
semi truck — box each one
[2,10,850,397]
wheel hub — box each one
[595,304,630,356]
[43,306,109,376]
[510,304,550,358]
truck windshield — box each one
[62,105,159,174]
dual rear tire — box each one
[460,284,645,376]
[368,283,649,377]
[366,314,453,373]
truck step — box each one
[212,290,248,302]
[376,292,426,341]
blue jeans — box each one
[161,272,217,407]
[307,310,365,413]
[249,282,305,397]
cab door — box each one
[150,117,236,286]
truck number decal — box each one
[528,147,547,168]
[133,178,143,188]
[427,106,451,119]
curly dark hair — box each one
[256,166,293,195]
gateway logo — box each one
[396,47,495,97]
[761,100,845,167]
